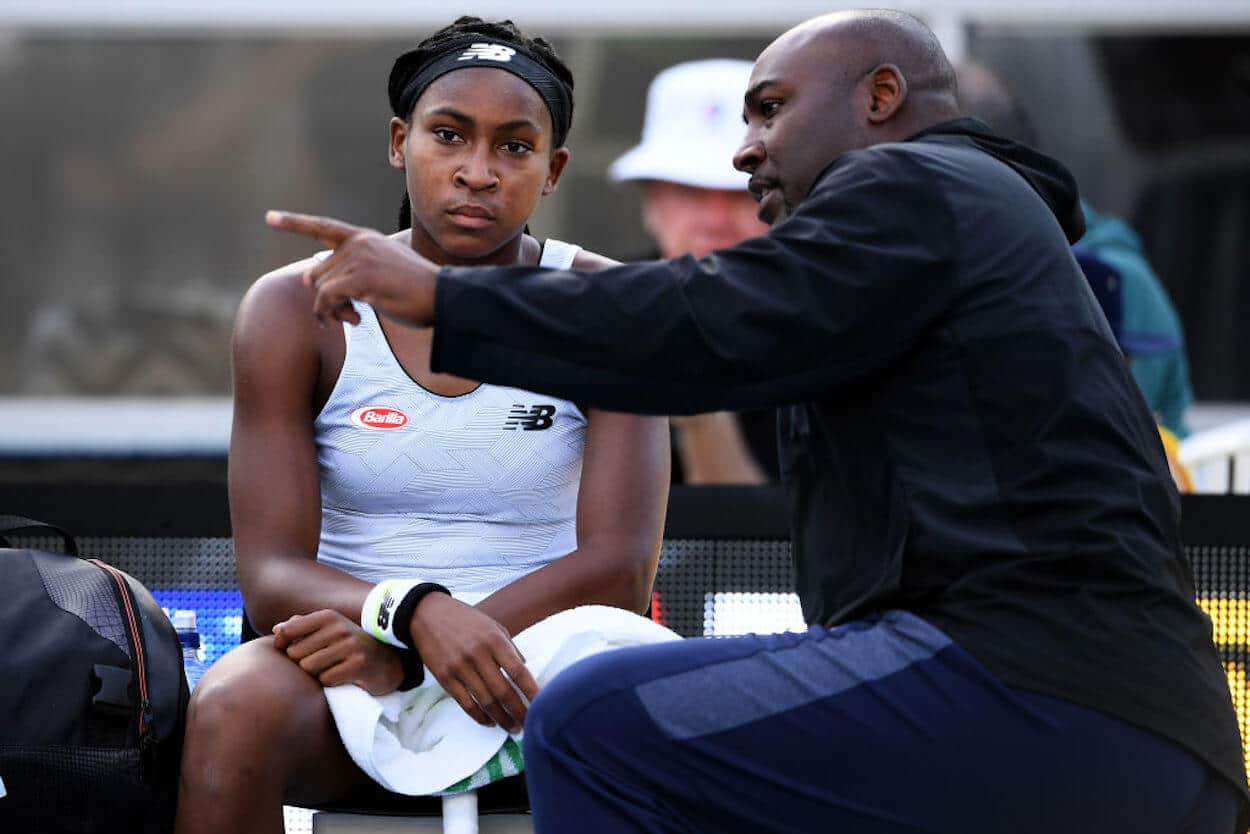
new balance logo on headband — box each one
[458,43,516,63]
[505,404,556,431]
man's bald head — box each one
[779,10,959,109]
[735,10,961,225]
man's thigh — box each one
[527,612,1232,834]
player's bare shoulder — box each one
[572,248,621,273]
[233,251,334,359]
[242,230,408,322]
[237,257,318,332]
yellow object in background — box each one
[1159,425,1194,493]
[1198,597,1250,780]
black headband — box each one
[394,37,573,148]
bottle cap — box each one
[171,609,198,632]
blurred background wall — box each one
[1,2,1247,400]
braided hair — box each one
[390,17,576,231]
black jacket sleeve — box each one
[431,146,960,415]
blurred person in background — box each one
[956,62,1194,437]
[1076,249,1194,490]
[609,59,777,484]
[177,18,669,834]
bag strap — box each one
[0,514,79,556]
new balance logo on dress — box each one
[505,404,556,431]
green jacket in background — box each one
[1079,202,1193,437]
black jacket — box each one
[433,119,1248,807]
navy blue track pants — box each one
[523,611,1241,833]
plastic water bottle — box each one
[172,609,209,692]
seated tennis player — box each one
[174,18,669,834]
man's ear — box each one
[865,64,907,124]
[542,147,571,195]
[389,117,408,170]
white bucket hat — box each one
[609,59,754,191]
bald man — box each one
[269,10,1247,832]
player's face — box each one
[390,67,569,264]
[640,182,768,259]
[734,33,865,225]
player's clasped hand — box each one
[272,609,405,696]
[264,210,439,329]
[410,592,540,734]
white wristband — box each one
[360,579,424,648]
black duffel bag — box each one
[0,515,188,833]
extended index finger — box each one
[265,210,362,248]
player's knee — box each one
[185,640,313,754]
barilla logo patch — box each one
[351,406,409,431]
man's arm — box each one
[429,152,960,414]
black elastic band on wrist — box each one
[392,582,452,649]
[396,647,426,691]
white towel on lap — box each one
[324,605,681,796]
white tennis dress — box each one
[313,240,586,598]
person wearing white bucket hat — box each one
[610,59,775,485]
[611,59,755,191]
